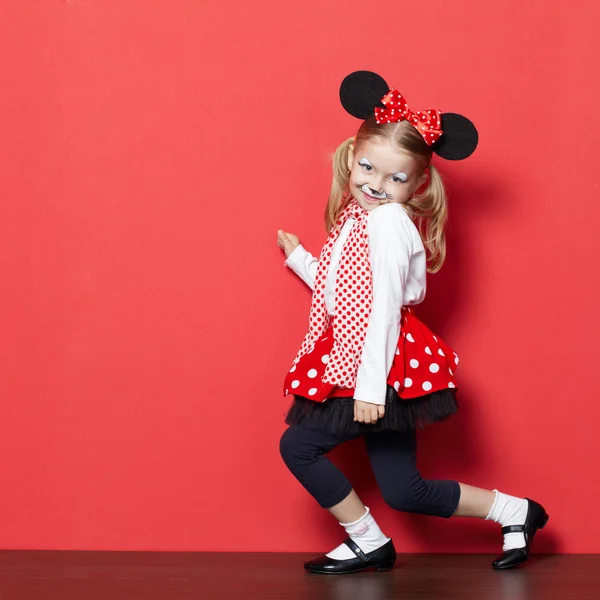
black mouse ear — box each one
[433,113,479,160]
[340,71,390,119]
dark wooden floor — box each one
[0,551,598,599]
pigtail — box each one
[404,164,448,273]
[325,137,355,232]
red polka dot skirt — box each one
[283,307,458,402]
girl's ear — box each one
[412,171,428,196]
[347,143,355,172]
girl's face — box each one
[347,138,428,211]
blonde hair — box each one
[325,116,448,273]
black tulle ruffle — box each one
[284,385,458,435]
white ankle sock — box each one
[485,489,529,551]
[326,507,390,560]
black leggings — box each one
[280,424,460,517]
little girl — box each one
[277,71,549,574]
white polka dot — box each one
[393,381,400,391]
[321,354,330,364]
[404,377,413,387]
[289,365,297,372]
[433,335,438,342]
[284,389,289,395]
[406,333,415,343]
[437,348,445,357]
[454,356,459,365]
[291,380,300,389]
[395,347,400,355]
[448,382,456,388]
[307,346,314,354]
[307,369,318,378]
[308,388,318,396]
[422,381,433,391]
[429,363,440,373]
[410,359,419,368]
[449,368,454,376]
[425,346,432,355]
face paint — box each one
[360,183,386,199]
[349,139,424,211]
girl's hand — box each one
[354,400,385,424]
[277,230,301,258]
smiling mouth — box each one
[361,184,386,201]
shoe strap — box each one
[501,524,531,535]
[343,538,368,563]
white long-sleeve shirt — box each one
[284,202,427,405]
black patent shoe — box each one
[304,538,396,574]
[492,498,549,570]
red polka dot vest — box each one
[291,198,372,389]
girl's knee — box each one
[279,427,296,464]
[381,476,429,513]
[279,425,309,466]
[382,491,420,513]
[279,425,324,468]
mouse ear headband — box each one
[340,71,478,160]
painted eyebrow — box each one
[358,157,409,178]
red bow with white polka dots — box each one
[374,89,443,146]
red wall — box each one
[1,0,599,552]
